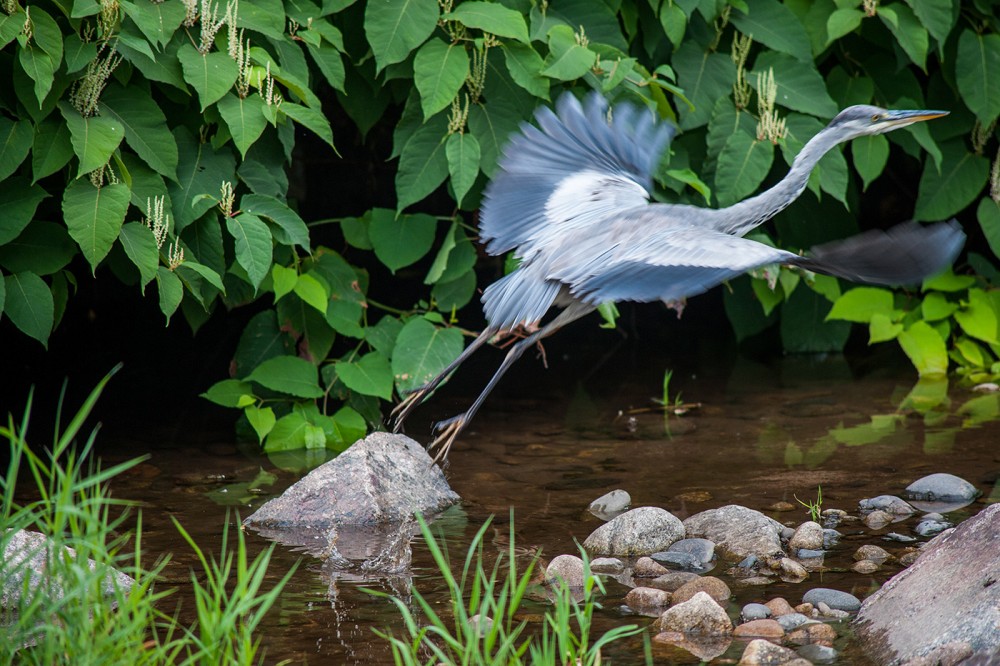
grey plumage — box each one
[393,92,965,460]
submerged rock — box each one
[545,554,586,588]
[854,503,1000,664]
[582,506,684,556]
[588,489,631,520]
[902,473,979,505]
[859,495,916,516]
[656,591,733,635]
[683,505,785,562]
[738,638,804,665]
[803,588,861,612]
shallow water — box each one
[94,350,1000,665]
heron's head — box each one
[830,104,948,138]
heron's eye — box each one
[871,113,882,122]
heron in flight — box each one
[392,92,965,460]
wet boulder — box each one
[854,503,1000,664]
[582,506,684,556]
[656,591,733,635]
[901,473,979,511]
[683,505,785,561]
[588,489,631,520]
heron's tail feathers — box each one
[481,270,561,332]
[791,220,965,285]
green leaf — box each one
[0,118,34,180]
[245,406,276,442]
[730,0,812,62]
[280,101,336,150]
[672,43,735,130]
[956,30,1000,126]
[869,312,903,343]
[659,3,686,46]
[364,0,439,72]
[4,271,53,346]
[31,117,74,182]
[904,0,954,47]
[176,44,239,111]
[294,273,329,314]
[155,266,182,322]
[921,291,957,322]
[59,103,126,178]
[467,97,522,177]
[120,0,186,47]
[62,180,131,273]
[715,130,774,207]
[396,113,449,211]
[63,34,98,73]
[336,352,394,400]
[168,128,237,232]
[177,260,224,293]
[898,320,948,376]
[978,198,1000,261]
[444,1,529,42]
[201,379,256,407]
[0,176,48,244]
[271,264,297,300]
[878,3,928,70]
[826,286,895,323]
[503,42,549,99]
[922,268,976,292]
[826,8,864,43]
[332,406,366,446]
[446,132,480,207]
[432,269,476,310]
[750,277,783,316]
[542,25,596,81]
[18,48,56,108]
[264,412,310,451]
[391,317,464,393]
[665,168,712,205]
[240,194,311,250]
[781,285,850,352]
[246,355,324,398]
[118,221,160,290]
[369,209,437,272]
[913,140,990,221]
[0,9,25,49]
[414,38,470,120]
[235,0,286,39]
[954,288,999,345]
[216,93,268,159]
[852,134,889,191]
[751,52,838,118]
[99,84,179,180]
[226,213,273,290]
[306,41,346,93]
[0,222,76,275]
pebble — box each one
[588,489,631,520]
[650,550,703,571]
[765,597,796,616]
[774,612,811,631]
[777,557,808,582]
[815,602,849,620]
[863,510,893,530]
[854,544,891,561]
[769,501,796,512]
[733,618,785,639]
[589,557,625,575]
[583,507,685,556]
[736,554,760,571]
[656,591,732,635]
[671,575,732,605]
[741,602,772,621]
[667,537,717,564]
[788,521,824,551]
[899,550,920,566]
[797,643,839,663]
[914,519,952,536]
[787,621,837,646]
[821,508,848,528]
[544,554,586,588]
[794,602,814,615]
[624,586,671,611]
[822,528,842,548]
[738,639,806,665]
[852,560,880,574]
[902,473,979,504]
[802,588,861,612]
[796,548,825,560]
[633,556,669,578]
[647,571,699,591]
[859,495,916,516]
[469,614,493,635]
[885,532,918,543]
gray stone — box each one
[656,591,733,635]
[863,509,893,530]
[671,575,731,605]
[796,548,825,559]
[668,537,717,563]
[650,550,703,571]
[914,519,952,537]
[589,557,625,575]
[788,521,824,551]
[647,571,699,591]
[859,495,916,516]
[777,557,808,582]
[633,556,669,577]
[545,554,586,588]
[775,612,811,631]
[624,586,671,611]
[683,505,785,561]
[803,587,861,612]
[822,528,842,548]
[902,473,979,506]
[797,643,839,663]
[244,432,459,530]
[855,504,1000,664]
[885,532,918,543]
[741,603,773,621]
[588,489,631,520]
[854,544,891,562]
[583,506,684,556]
[738,639,803,665]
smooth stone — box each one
[775,612,811,631]
[650,550,703,571]
[654,631,732,661]
[588,489,631,520]
[656,591,733,635]
[885,532,918,543]
[855,544,891,561]
[583,507,684,556]
[788,521,824,551]
[853,560,880,574]
[797,642,839,663]
[769,501,796,512]
[777,557,808,582]
[788,621,837,646]
[668,537,717,563]
[803,587,861,612]
[855,504,1000,663]
[545,554,586,588]
[741,602,772,621]
[859,495,916,516]
[624,586,671,611]
[736,554,760,570]
[863,510,893,530]
[899,550,920,566]
[589,557,625,575]
[902,473,979,504]
[647,571,699,592]
[914,519,952,537]
[671,575,731,605]
[795,602,814,615]
[816,602,850,620]
[633,556,669,578]
[683,505,786,561]
[733,618,785,639]
[765,597,796,616]
[796,548,825,559]
[821,508,848,528]
[822,528,842,548]
[738,639,804,666]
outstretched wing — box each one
[479,92,677,258]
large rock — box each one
[656,591,733,635]
[245,432,459,529]
[582,507,684,556]
[854,503,1000,664]
[683,505,785,561]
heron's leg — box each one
[428,305,593,460]
[390,327,496,432]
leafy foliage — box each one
[3,0,1000,455]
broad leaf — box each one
[672,43,735,130]
[246,355,324,398]
[781,285,850,353]
[852,134,889,190]
[4,271,54,346]
[898,320,948,376]
[100,84,179,180]
[120,0,186,47]
[245,406,276,442]
[177,44,239,111]
[396,113,449,210]
[155,266,182,322]
[226,213,273,290]
[826,286,895,323]
[954,288,999,345]
[168,127,237,231]
[878,3,928,70]
[503,42,549,99]
[335,352,394,400]
[715,130,774,207]
[0,177,48,244]
[956,30,1000,126]
[542,25,596,81]
[271,264,297,300]
[913,140,989,221]
[826,8,864,43]
[977,198,1000,261]
[280,102,336,150]
[391,317,464,393]
[414,38,469,119]
[18,48,56,108]
[59,103,126,177]
[201,379,257,407]
[0,118,34,180]
[241,194,311,250]
[217,93,268,159]
[467,96,522,177]
[364,0,439,72]
[445,132,480,207]
[369,208,437,272]
[62,179,131,272]
[751,52,838,118]
[293,273,329,314]
[31,117,74,182]
[904,0,954,47]
[446,1,529,41]
[731,0,812,62]
[118,221,160,290]
[0,221,77,275]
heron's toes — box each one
[428,415,466,463]
[389,387,429,432]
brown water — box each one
[98,354,1000,665]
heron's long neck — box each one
[712,127,845,236]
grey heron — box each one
[392,92,965,460]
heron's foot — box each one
[390,387,430,432]
[428,414,467,463]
